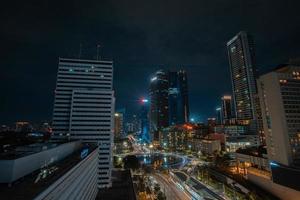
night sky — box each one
[1,0,300,124]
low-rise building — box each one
[160,123,208,151]
[0,141,81,184]
[225,135,260,152]
[214,124,248,136]
[199,139,221,155]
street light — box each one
[149,144,153,155]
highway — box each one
[152,173,191,200]
[127,136,225,200]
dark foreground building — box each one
[97,170,136,200]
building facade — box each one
[150,70,170,143]
[227,31,263,143]
[221,95,234,124]
[207,117,217,133]
[168,70,189,125]
[140,99,150,143]
[34,148,98,200]
[52,58,114,189]
[150,69,189,144]
[258,65,300,167]
[114,112,124,139]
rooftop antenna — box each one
[96,44,101,60]
[79,43,82,59]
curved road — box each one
[152,173,191,200]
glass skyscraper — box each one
[150,69,189,144]
[149,70,169,143]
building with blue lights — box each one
[168,70,189,125]
[150,69,190,145]
[150,70,169,143]
[139,99,150,143]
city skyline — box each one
[2,1,300,199]
[1,0,300,124]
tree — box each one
[157,191,166,200]
[113,156,123,168]
[154,183,160,194]
[123,155,140,170]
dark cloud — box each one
[1,0,300,124]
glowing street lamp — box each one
[141,99,148,103]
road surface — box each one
[152,173,191,200]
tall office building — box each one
[207,117,217,133]
[215,107,222,124]
[139,99,150,143]
[114,112,123,139]
[258,64,300,191]
[168,70,189,125]
[227,31,263,142]
[150,69,190,144]
[221,95,234,124]
[150,70,169,143]
[168,71,179,125]
[52,58,114,189]
[258,64,300,166]
[125,114,140,134]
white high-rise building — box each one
[258,64,300,167]
[257,64,300,193]
[52,58,114,189]
[227,31,264,143]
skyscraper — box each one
[207,117,217,133]
[150,70,169,143]
[258,64,300,166]
[168,70,189,125]
[52,58,114,189]
[168,71,179,125]
[140,98,150,143]
[114,112,123,139]
[227,31,263,141]
[215,107,222,124]
[221,95,234,124]
[257,64,300,191]
[150,69,189,144]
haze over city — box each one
[1,1,300,200]
[1,0,300,123]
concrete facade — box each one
[248,171,300,200]
[0,141,81,184]
[34,148,98,200]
